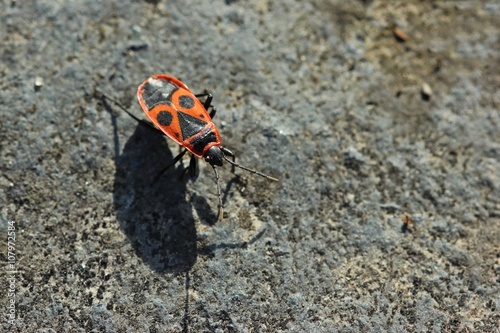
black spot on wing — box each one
[179,95,195,109]
[178,111,208,140]
[141,79,178,111]
[157,111,173,126]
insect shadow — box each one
[112,119,199,273]
[106,111,267,332]
[99,90,244,275]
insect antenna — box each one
[222,155,279,182]
[211,165,224,221]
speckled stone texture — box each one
[1,1,498,332]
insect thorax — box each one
[188,126,220,156]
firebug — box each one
[98,74,278,219]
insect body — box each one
[137,75,225,165]
[99,74,278,220]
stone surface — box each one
[1,1,498,332]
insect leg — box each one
[220,147,236,173]
[195,91,213,107]
[180,154,198,179]
[194,91,210,98]
[211,165,224,221]
[95,89,163,135]
[208,106,217,119]
[154,149,189,182]
[188,154,197,177]
[195,91,214,113]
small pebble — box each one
[421,82,432,101]
[34,76,44,91]
[393,27,409,42]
